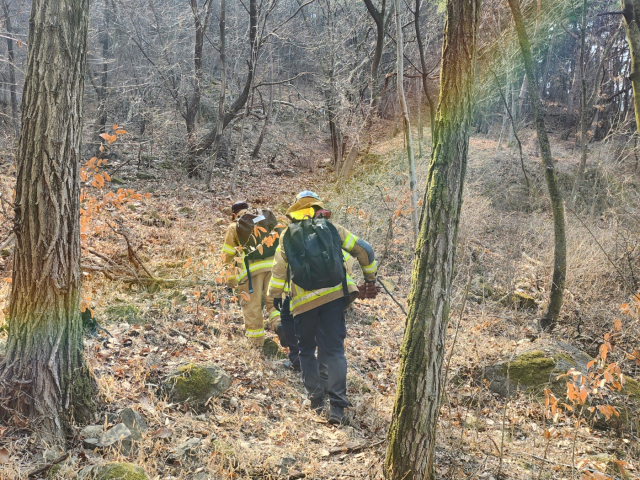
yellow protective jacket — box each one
[267,222,377,316]
[220,220,275,286]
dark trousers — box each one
[280,297,300,367]
[294,297,348,408]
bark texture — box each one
[508,0,566,331]
[622,0,640,138]
[0,0,93,442]
[2,0,17,127]
[384,0,480,478]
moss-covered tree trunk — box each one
[0,0,93,443]
[508,0,566,331]
[384,0,480,478]
[622,0,640,138]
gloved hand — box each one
[275,323,288,348]
[358,281,380,299]
[273,297,283,311]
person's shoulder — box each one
[330,221,348,234]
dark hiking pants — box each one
[280,297,300,368]
[294,297,348,408]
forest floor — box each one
[0,119,639,479]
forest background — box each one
[0,0,639,478]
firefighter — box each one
[221,201,280,348]
[268,191,378,424]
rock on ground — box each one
[262,338,286,359]
[167,437,202,464]
[81,462,149,480]
[166,362,231,410]
[480,339,640,432]
[120,408,148,440]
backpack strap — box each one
[244,256,254,293]
[316,219,349,298]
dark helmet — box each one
[231,201,249,215]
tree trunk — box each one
[362,0,386,104]
[2,0,17,130]
[497,74,510,150]
[96,0,111,137]
[566,56,579,127]
[508,78,516,146]
[385,0,480,478]
[395,0,418,242]
[205,0,227,189]
[571,0,588,205]
[518,75,528,121]
[415,0,437,138]
[0,0,94,444]
[622,0,640,137]
[252,49,274,159]
[191,0,258,161]
[185,0,214,178]
[508,0,566,331]
[417,78,423,157]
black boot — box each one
[328,405,344,425]
[275,323,288,348]
[310,397,325,414]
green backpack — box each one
[283,217,347,294]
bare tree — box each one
[395,0,418,240]
[0,0,93,443]
[507,0,566,331]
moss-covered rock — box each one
[469,276,494,302]
[166,363,231,410]
[104,303,141,325]
[262,338,287,359]
[483,342,592,398]
[136,172,156,180]
[88,462,148,480]
[141,210,172,228]
[46,464,62,478]
[481,340,640,432]
[499,291,537,310]
[502,351,556,387]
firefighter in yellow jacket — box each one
[268,191,378,424]
[221,201,280,347]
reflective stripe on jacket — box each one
[267,223,377,316]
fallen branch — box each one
[81,265,116,280]
[119,277,216,287]
[0,232,15,252]
[329,439,385,455]
[105,220,155,280]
